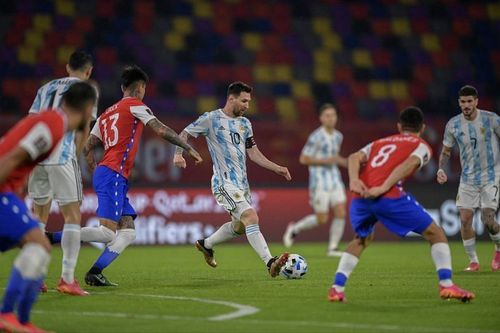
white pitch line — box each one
[32,309,500,333]
[114,293,260,321]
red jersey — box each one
[91,97,156,179]
[357,133,432,198]
[0,109,66,193]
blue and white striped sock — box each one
[245,224,272,264]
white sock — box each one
[431,242,453,287]
[61,224,81,283]
[81,225,115,243]
[245,224,273,264]
[332,252,359,291]
[328,218,345,250]
[205,222,239,249]
[14,243,51,279]
[463,237,479,263]
[292,214,318,235]
[489,232,500,251]
[107,229,136,254]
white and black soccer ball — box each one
[280,254,308,279]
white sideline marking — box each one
[32,309,500,333]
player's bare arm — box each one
[147,119,202,164]
[348,151,368,195]
[173,130,195,169]
[0,146,30,185]
[299,154,347,168]
[437,145,452,184]
[366,155,421,199]
[247,146,291,180]
[82,134,101,172]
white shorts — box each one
[28,159,83,206]
[310,187,346,213]
[456,182,500,210]
[213,183,252,220]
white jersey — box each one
[301,127,345,192]
[184,109,254,192]
[29,76,98,165]
[443,109,500,185]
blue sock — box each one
[90,248,119,273]
[438,268,452,281]
[47,231,63,244]
[333,272,348,287]
[17,278,42,324]
[1,267,25,314]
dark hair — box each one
[458,85,478,98]
[399,106,424,133]
[227,81,252,96]
[319,103,336,115]
[68,50,93,71]
[121,65,149,89]
[61,81,97,111]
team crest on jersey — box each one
[234,192,241,200]
[480,127,486,135]
[239,125,245,133]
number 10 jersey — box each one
[91,97,156,179]
[184,109,255,192]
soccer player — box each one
[0,82,96,333]
[27,50,96,295]
[328,106,475,303]
[173,81,292,277]
[436,85,500,272]
[282,103,347,256]
[81,65,202,286]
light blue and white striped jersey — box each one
[443,109,500,185]
[29,76,97,165]
[301,127,345,191]
[184,109,253,192]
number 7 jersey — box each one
[90,97,156,179]
[358,133,432,198]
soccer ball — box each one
[280,254,308,279]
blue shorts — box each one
[350,194,433,238]
[93,166,136,223]
[0,193,40,252]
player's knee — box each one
[100,226,116,243]
[316,213,328,224]
[122,229,136,243]
[240,209,259,226]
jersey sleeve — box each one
[19,122,54,160]
[91,86,99,120]
[244,119,256,149]
[184,112,211,137]
[442,120,456,148]
[28,87,43,114]
[90,117,102,140]
[130,105,157,125]
[359,142,372,157]
[301,133,318,157]
[493,113,500,138]
[410,142,432,168]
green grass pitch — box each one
[1,241,499,333]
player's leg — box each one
[47,160,89,295]
[283,190,326,248]
[0,193,51,331]
[479,183,500,271]
[457,183,481,271]
[239,208,288,277]
[481,208,500,271]
[327,188,347,256]
[27,165,54,232]
[196,217,242,267]
[86,215,136,285]
[421,223,475,301]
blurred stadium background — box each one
[1,0,499,244]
